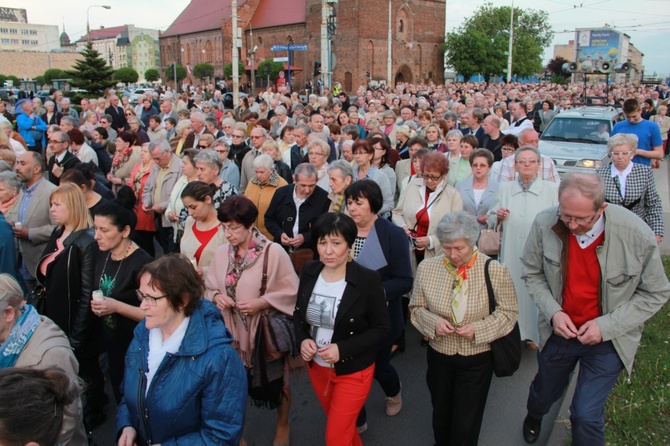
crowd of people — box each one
[0,78,669,446]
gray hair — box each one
[0,161,12,173]
[0,273,24,310]
[275,105,287,116]
[294,123,311,137]
[44,101,55,108]
[445,129,464,140]
[307,139,330,156]
[149,139,172,155]
[294,162,318,179]
[328,160,354,180]
[194,149,222,173]
[514,146,541,162]
[607,133,637,152]
[435,211,480,247]
[253,153,275,170]
[60,97,70,105]
[221,117,236,127]
[175,119,191,137]
[212,138,230,151]
[0,170,21,190]
[127,116,141,127]
[190,111,206,123]
[60,116,75,127]
[559,172,606,211]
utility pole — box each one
[321,0,329,92]
[506,0,514,83]
[232,0,240,105]
[387,0,392,86]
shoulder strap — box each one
[484,258,495,315]
[259,243,271,296]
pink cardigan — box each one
[204,242,299,367]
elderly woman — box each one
[490,134,518,181]
[117,255,247,445]
[382,110,399,145]
[444,129,462,159]
[393,151,464,267]
[180,181,226,272]
[410,211,518,446]
[456,149,500,231]
[344,180,413,431]
[307,138,331,191]
[0,170,20,223]
[327,160,354,213]
[243,153,288,239]
[595,133,664,243]
[193,149,238,210]
[0,276,88,445]
[341,139,354,163]
[90,193,152,403]
[262,139,292,184]
[171,119,193,157]
[166,148,199,247]
[198,133,216,150]
[650,104,670,156]
[351,139,394,217]
[108,131,141,194]
[446,134,477,187]
[41,100,62,126]
[80,110,99,136]
[205,196,299,446]
[128,116,149,145]
[294,212,390,446]
[127,143,157,255]
[489,146,559,348]
[278,125,296,159]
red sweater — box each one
[562,232,604,328]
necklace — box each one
[100,242,134,296]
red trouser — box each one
[307,362,375,446]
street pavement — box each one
[91,162,669,445]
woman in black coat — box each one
[35,183,106,428]
[294,212,390,446]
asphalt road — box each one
[92,325,561,445]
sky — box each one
[8,0,670,77]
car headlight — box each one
[575,160,602,169]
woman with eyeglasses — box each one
[205,196,299,446]
[116,254,247,445]
[351,139,394,217]
[369,136,397,199]
[229,124,252,170]
[489,146,559,349]
[490,134,518,181]
[197,133,215,150]
[90,189,152,403]
[595,133,664,244]
[455,149,500,231]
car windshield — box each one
[541,118,611,144]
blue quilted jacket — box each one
[116,298,247,445]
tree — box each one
[165,64,187,83]
[257,60,285,82]
[144,68,160,83]
[546,56,571,79]
[223,62,245,79]
[43,68,67,85]
[114,67,139,85]
[7,75,19,85]
[63,42,116,93]
[193,63,214,80]
[442,3,553,82]
[34,75,46,86]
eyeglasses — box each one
[232,134,245,139]
[374,147,386,151]
[556,207,600,226]
[308,151,326,156]
[502,146,516,152]
[353,151,369,155]
[611,151,633,157]
[125,113,133,116]
[515,159,539,165]
[136,289,168,306]
[222,224,245,233]
[48,139,64,144]
[422,174,441,181]
[471,163,489,168]
[198,144,208,149]
[250,136,264,139]
[215,149,228,154]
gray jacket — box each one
[142,154,183,227]
[520,204,670,375]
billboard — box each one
[575,29,621,71]
[0,7,27,23]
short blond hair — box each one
[50,183,93,231]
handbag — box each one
[478,222,501,256]
[287,248,313,276]
[27,285,46,314]
[256,244,298,362]
[484,258,521,377]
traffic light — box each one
[314,61,321,77]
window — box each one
[0,28,7,33]
[31,40,38,45]
[21,29,28,35]
[8,29,17,34]
[10,39,18,44]
[30,30,37,35]
[22,39,29,45]
[1,38,9,44]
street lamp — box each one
[87,5,111,42]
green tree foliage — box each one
[144,68,160,83]
[257,60,285,82]
[114,67,139,85]
[43,68,68,85]
[442,3,553,82]
[63,42,116,93]
[34,75,46,86]
[165,64,187,83]
[546,56,571,79]
[193,63,214,80]
[6,75,19,85]
[223,62,245,79]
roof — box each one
[162,0,243,38]
[250,0,305,29]
[83,25,127,41]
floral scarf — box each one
[443,251,478,327]
[112,145,133,168]
[225,226,268,331]
[0,305,40,368]
[251,170,280,187]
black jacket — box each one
[105,105,128,133]
[36,227,100,355]
[294,260,390,375]
[47,151,80,185]
[229,142,251,170]
[264,184,330,250]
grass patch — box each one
[604,256,670,445]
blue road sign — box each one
[288,44,308,52]
[270,45,289,51]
